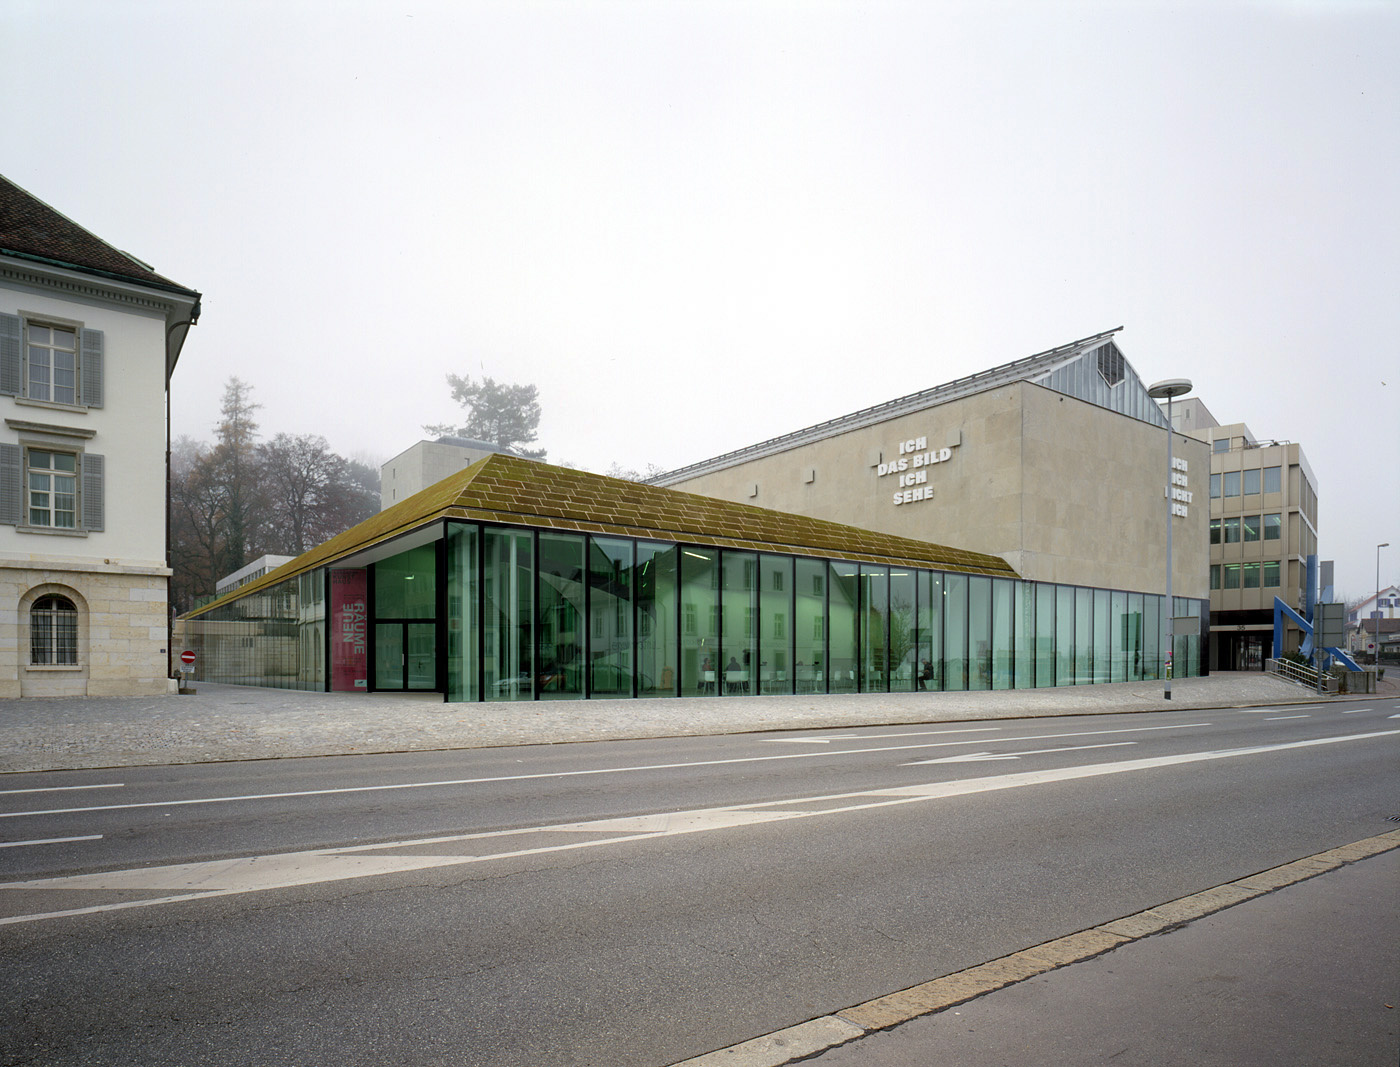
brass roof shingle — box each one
[187,455,1016,617]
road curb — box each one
[667,827,1400,1067]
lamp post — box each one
[1378,543,1390,669]
[1147,378,1193,700]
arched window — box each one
[31,595,78,665]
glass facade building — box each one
[180,455,1206,699]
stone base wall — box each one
[0,563,174,699]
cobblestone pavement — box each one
[1,672,1391,773]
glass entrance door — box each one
[374,622,438,691]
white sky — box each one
[4,0,1396,599]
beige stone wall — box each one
[0,563,176,698]
[664,381,1210,599]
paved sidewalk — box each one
[797,845,1400,1067]
[1,671,1385,773]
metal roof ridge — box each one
[651,327,1123,483]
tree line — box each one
[170,378,379,613]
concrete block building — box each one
[0,175,200,696]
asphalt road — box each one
[1,698,1396,1066]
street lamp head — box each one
[1147,378,1193,400]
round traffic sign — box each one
[180,649,196,665]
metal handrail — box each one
[1270,658,1318,689]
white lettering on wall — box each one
[1164,458,1191,518]
[875,430,960,506]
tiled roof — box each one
[0,173,195,293]
[186,455,1017,617]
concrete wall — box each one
[664,381,1209,599]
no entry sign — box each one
[180,650,196,666]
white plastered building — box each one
[0,174,200,696]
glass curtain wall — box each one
[992,578,1014,689]
[917,571,943,691]
[795,558,826,693]
[860,565,889,693]
[759,555,794,694]
[447,524,478,702]
[484,528,533,700]
[189,523,1214,700]
[889,569,916,691]
[681,548,719,694]
[722,552,757,694]
[538,533,585,699]
[968,576,992,691]
[828,562,859,694]
[944,573,968,691]
[636,542,677,696]
[589,537,633,697]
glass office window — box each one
[991,578,1014,690]
[1074,587,1094,684]
[1013,582,1035,689]
[1110,590,1128,683]
[1222,517,1241,543]
[860,565,890,692]
[1242,561,1260,589]
[759,554,794,694]
[1223,471,1240,497]
[968,576,992,691]
[1223,563,1241,589]
[1210,519,1221,545]
[538,532,585,700]
[795,558,827,693]
[916,571,943,691]
[945,572,969,691]
[588,537,633,697]
[446,524,479,702]
[722,552,758,695]
[1056,585,1075,686]
[484,528,533,701]
[1210,473,1221,499]
[1213,439,1230,453]
[1264,466,1281,493]
[635,542,677,697]
[681,548,719,695]
[1264,513,1282,540]
[1243,469,1261,495]
[1263,561,1281,587]
[889,569,917,692]
[1243,515,1261,542]
[1093,589,1111,683]
[1210,564,1221,590]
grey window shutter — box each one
[80,328,104,408]
[0,443,21,525]
[0,313,20,397]
[82,452,105,532]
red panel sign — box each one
[180,650,196,665]
[330,569,368,691]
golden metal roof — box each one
[186,454,1016,617]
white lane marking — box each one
[1342,709,1367,714]
[1265,715,1310,721]
[1,729,1394,925]
[908,742,1136,765]
[0,835,102,849]
[766,728,1001,743]
[0,723,1211,820]
[0,784,123,796]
